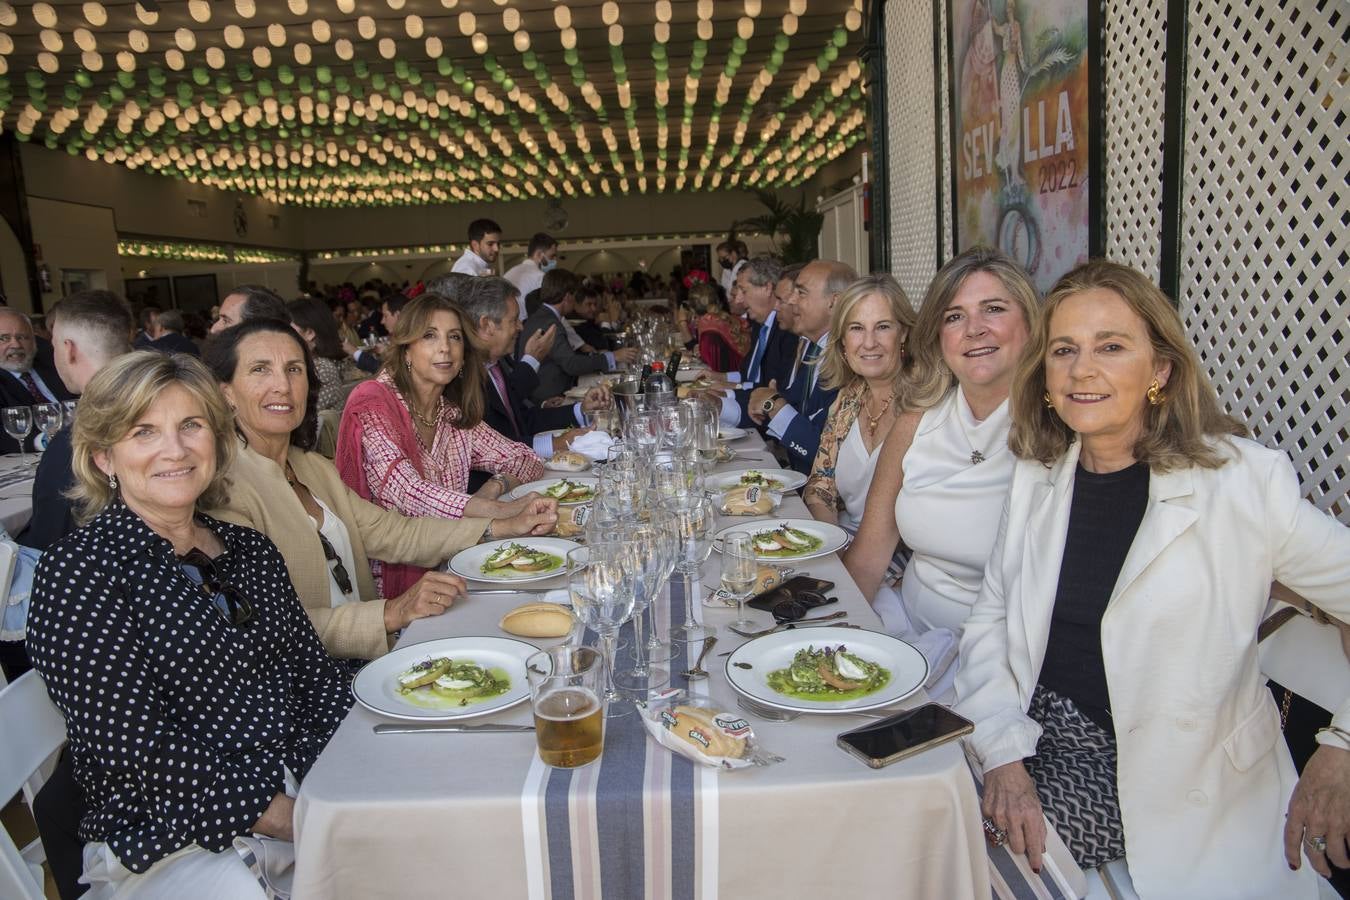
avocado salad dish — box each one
[766,645,891,701]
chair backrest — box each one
[0,671,67,900]
[314,409,341,459]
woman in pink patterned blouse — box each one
[336,293,551,523]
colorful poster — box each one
[949,0,1096,292]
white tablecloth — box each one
[0,454,35,536]
[292,433,988,899]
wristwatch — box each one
[489,473,512,493]
[760,393,782,416]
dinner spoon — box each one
[681,636,718,679]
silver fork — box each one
[727,611,850,639]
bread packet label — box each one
[639,690,784,770]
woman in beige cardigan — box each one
[205,318,558,659]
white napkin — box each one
[569,430,615,461]
[872,585,960,699]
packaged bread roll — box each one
[499,602,575,638]
[721,484,776,516]
[547,450,590,472]
[552,504,589,538]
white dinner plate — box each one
[353,636,538,721]
[718,425,749,441]
[704,467,808,493]
[724,627,928,715]
[713,517,849,562]
[447,537,580,583]
[507,476,599,505]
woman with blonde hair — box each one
[804,274,916,529]
[26,351,351,897]
[956,260,1349,894]
[843,247,1037,696]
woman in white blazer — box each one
[955,261,1349,898]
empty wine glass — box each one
[655,401,694,451]
[623,409,662,459]
[720,531,760,629]
[2,406,33,465]
[568,543,639,718]
[649,448,703,504]
[61,399,78,429]
[660,493,716,643]
[33,402,63,450]
[597,464,646,522]
[612,516,673,693]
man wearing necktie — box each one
[0,309,77,454]
[749,259,857,474]
[701,257,799,428]
[459,278,610,491]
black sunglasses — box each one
[179,548,255,627]
[767,589,837,624]
[317,532,354,597]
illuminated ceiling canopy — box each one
[0,0,867,207]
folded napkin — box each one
[872,585,960,700]
[569,430,615,461]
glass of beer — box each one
[526,646,606,768]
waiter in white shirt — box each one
[451,218,502,276]
[717,239,747,297]
[503,233,559,320]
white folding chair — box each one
[0,540,16,691]
[0,670,67,900]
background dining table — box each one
[291,429,989,900]
[0,454,35,536]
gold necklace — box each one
[861,386,894,435]
[410,399,442,429]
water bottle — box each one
[643,361,676,407]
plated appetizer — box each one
[766,645,891,701]
[395,657,512,708]
[543,479,597,503]
[749,523,823,558]
[739,470,788,491]
[481,543,564,575]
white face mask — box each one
[539,257,557,272]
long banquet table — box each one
[0,453,35,535]
[292,430,989,899]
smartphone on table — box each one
[836,703,974,769]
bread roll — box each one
[553,505,589,538]
[499,602,575,638]
[548,450,590,472]
[669,705,747,759]
[721,485,775,516]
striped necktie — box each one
[799,342,821,411]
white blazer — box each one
[955,436,1350,899]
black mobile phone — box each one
[836,704,975,769]
[747,576,836,612]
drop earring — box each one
[1146,380,1164,406]
[108,473,118,490]
[1043,391,1054,408]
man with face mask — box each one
[504,232,559,320]
[717,239,747,296]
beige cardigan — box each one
[210,441,487,659]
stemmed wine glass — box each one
[720,531,760,629]
[61,399,78,429]
[683,397,721,474]
[660,493,716,643]
[648,448,703,505]
[639,508,679,664]
[33,402,64,452]
[567,543,639,718]
[2,406,34,466]
[623,409,663,459]
[612,513,674,693]
[654,401,694,451]
[597,462,646,523]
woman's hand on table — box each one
[252,793,296,842]
[1284,744,1350,876]
[384,571,468,632]
[494,497,559,537]
[982,760,1046,873]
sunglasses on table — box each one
[178,548,255,627]
[759,588,838,624]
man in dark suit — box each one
[517,268,637,403]
[144,308,201,357]
[0,308,78,454]
[460,278,608,490]
[749,259,857,474]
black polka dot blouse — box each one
[26,501,353,873]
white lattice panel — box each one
[938,0,954,261]
[1103,0,1166,280]
[884,0,939,302]
[1179,0,1348,522]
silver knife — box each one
[373,723,535,735]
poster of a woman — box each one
[949,0,1099,293]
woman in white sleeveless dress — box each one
[804,275,917,530]
[843,246,1037,699]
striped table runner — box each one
[520,577,720,900]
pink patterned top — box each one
[354,373,544,519]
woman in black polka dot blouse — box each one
[26,351,353,898]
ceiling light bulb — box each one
[175,28,197,51]
[33,2,58,27]
[738,17,754,38]
[189,0,212,22]
[39,29,62,52]
[357,16,376,39]
[336,0,355,11]
[252,45,272,66]
[697,19,712,40]
[601,1,620,24]
[513,30,530,52]
[294,42,312,64]
[235,0,256,18]
[655,1,672,23]
[655,21,670,42]
[116,50,136,71]
[164,48,185,69]
[471,31,489,53]
[0,3,14,27]
[502,7,520,30]
[268,22,288,46]
[845,9,862,30]
[782,13,798,35]
[334,38,353,60]
[608,24,623,45]
[560,27,576,49]
[387,0,405,9]
[135,2,158,24]
[206,46,226,67]
[378,37,396,58]
[425,35,443,57]
[553,5,571,29]
[37,51,58,72]
[82,50,103,71]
